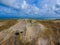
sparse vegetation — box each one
[0,20,60,45]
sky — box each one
[0,0,60,20]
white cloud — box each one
[32,6,40,14]
[21,0,28,9]
[0,0,20,9]
[57,0,60,4]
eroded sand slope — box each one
[0,20,60,45]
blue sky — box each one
[0,0,60,20]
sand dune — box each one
[0,20,60,45]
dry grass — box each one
[0,20,60,45]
